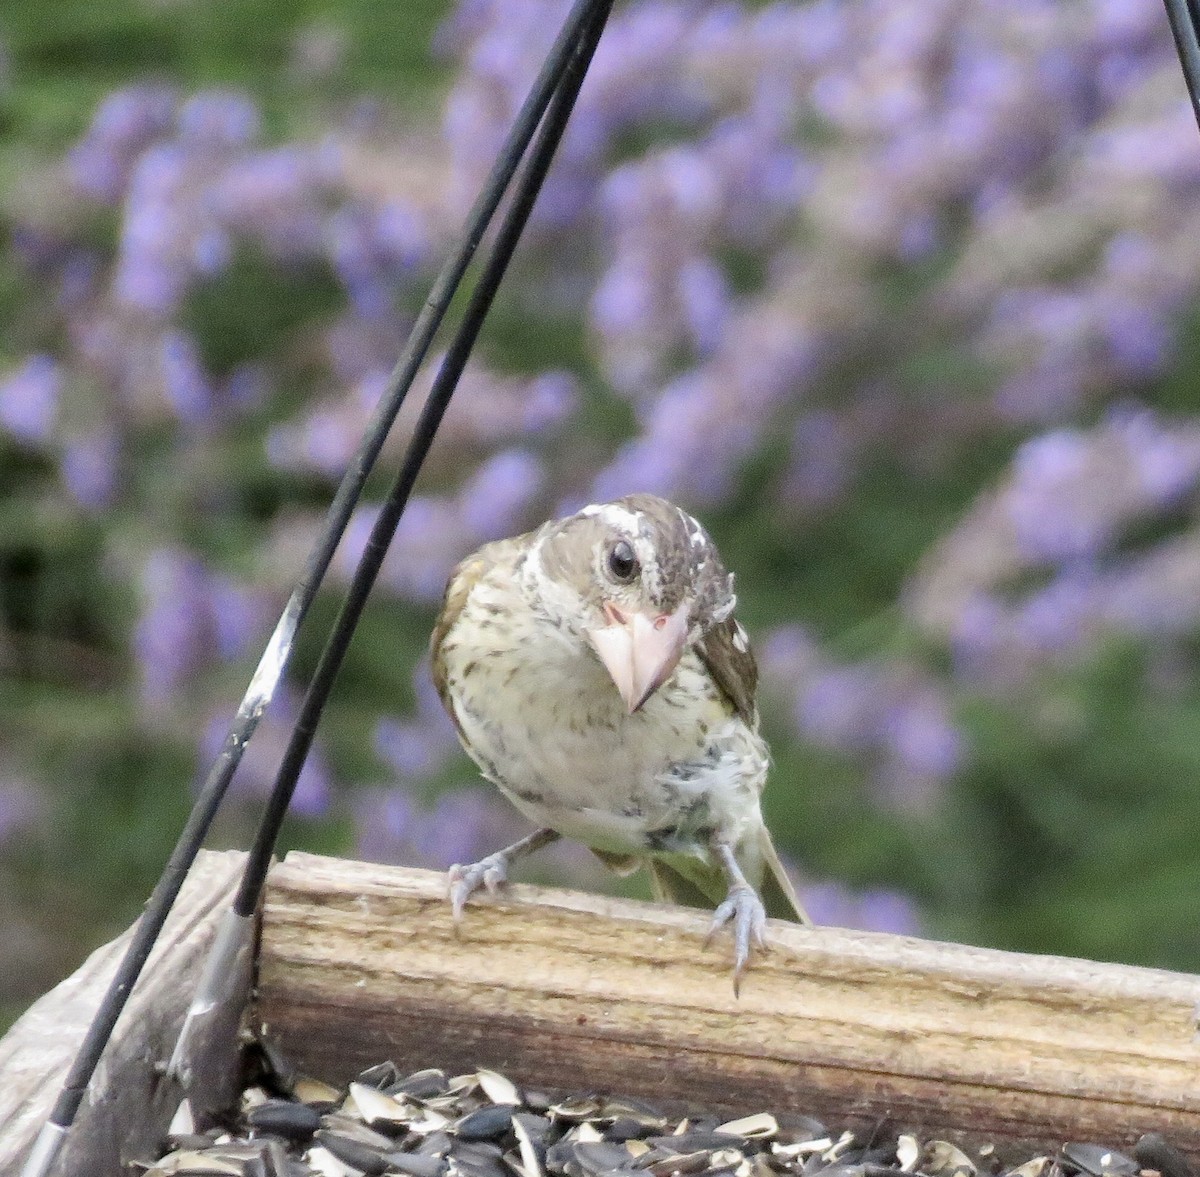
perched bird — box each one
[430,493,809,984]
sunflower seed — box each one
[305,1147,359,1177]
[924,1143,976,1177]
[894,1137,919,1174]
[647,1135,743,1155]
[295,1078,344,1109]
[573,1141,638,1175]
[1134,1136,1195,1177]
[355,1062,400,1091]
[150,1151,248,1175]
[717,1116,777,1141]
[478,1070,523,1106]
[386,1154,449,1177]
[248,1101,322,1142]
[1060,1145,1138,1177]
[348,1083,411,1129]
[315,1131,389,1174]
[1005,1159,1052,1177]
[456,1105,516,1140]
[390,1070,451,1100]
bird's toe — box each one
[708,883,767,994]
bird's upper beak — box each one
[587,601,690,714]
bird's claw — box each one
[706,882,767,994]
[447,852,510,922]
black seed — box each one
[257,1039,298,1095]
[513,1113,555,1143]
[776,1116,828,1143]
[450,1141,509,1177]
[646,1133,743,1153]
[547,1139,579,1173]
[605,1119,652,1143]
[1061,1144,1138,1177]
[390,1069,451,1099]
[384,1152,450,1177]
[357,1061,401,1090]
[456,1105,516,1140]
[416,1131,455,1158]
[169,1134,219,1150]
[1135,1135,1195,1177]
[246,1100,321,1142]
[573,1140,638,1175]
[453,1141,506,1163]
[317,1130,390,1174]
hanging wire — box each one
[20,3,611,1175]
[1164,0,1200,129]
[234,0,614,923]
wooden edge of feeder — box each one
[257,851,1200,1164]
[0,849,247,1177]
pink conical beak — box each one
[587,601,690,713]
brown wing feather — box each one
[429,555,486,741]
[696,615,758,725]
[429,530,540,739]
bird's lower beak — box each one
[587,602,690,714]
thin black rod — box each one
[1164,0,1200,131]
[233,0,614,917]
[33,0,606,1149]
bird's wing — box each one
[696,615,758,725]
[429,534,530,738]
[648,830,810,925]
[757,825,811,924]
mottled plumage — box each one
[430,493,808,984]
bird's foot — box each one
[447,852,510,922]
[706,882,767,994]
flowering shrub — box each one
[4,0,1200,1019]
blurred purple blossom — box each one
[135,547,274,708]
[61,430,121,509]
[802,880,923,936]
[0,355,60,444]
[762,624,963,810]
[0,777,41,844]
[353,783,606,887]
[69,85,178,204]
[200,694,332,818]
[909,409,1200,683]
[375,655,460,783]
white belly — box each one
[442,591,767,857]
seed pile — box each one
[140,1056,1196,1177]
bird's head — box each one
[525,493,736,713]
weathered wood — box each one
[0,850,247,1177]
[259,852,1200,1163]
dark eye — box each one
[606,539,638,583]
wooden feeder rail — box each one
[4,849,1200,1176]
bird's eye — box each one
[606,539,638,583]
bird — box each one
[429,492,809,985]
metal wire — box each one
[21,2,611,1173]
[235,0,615,917]
[1164,0,1200,130]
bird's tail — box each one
[646,826,810,925]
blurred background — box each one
[3,0,1200,1030]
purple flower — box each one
[459,449,544,539]
[0,355,60,444]
[200,696,332,818]
[0,778,41,844]
[160,331,213,424]
[69,85,178,203]
[802,880,923,935]
[178,90,261,146]
[135,547,214,707]
[61,430,121,509]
